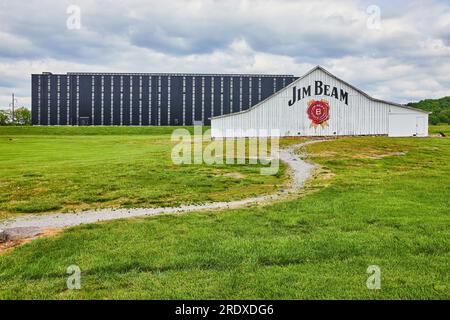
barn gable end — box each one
[211,66,428,138]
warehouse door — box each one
[79,117,91,126]
[388,113,416,137]
[416,116,427,136]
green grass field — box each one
[0,126,285,218]
[429,124,450,136]
[0,126,449,299]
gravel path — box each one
[0,140,323,242]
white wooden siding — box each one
[211,68,428,138]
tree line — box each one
[407,96,450,125]
[0,107,31,125]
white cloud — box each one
[0,0,449,108]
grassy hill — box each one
[407,96,450,125]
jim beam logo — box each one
[288,80,349,129]
[307,99,329,128]
[288,81,349,106]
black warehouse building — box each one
[31,72,296,126]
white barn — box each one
[211,66,429,138]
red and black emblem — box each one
[307,99,330,128]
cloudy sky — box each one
[1,0,450,109]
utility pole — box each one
[9,93,18,124]
[11,93,15,123]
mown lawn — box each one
[0,126,285,218]
[0,132,448,299]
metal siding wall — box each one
[93,76,101,125]
[136,76,142,125]
[261,77,273,101]
[222,77,230,115]
[249,77,256,107]
[171,76,183,125]
[213,77,221,117]
[204,76,212,125]
[232,76,240,113]
[59,76,67,125]
[150,76,158,125]
[102,76,111,125]
[65,75,71,125]
[41,76,48,125]
[285,77,295,86]
[141,76,149,126]
[31,73,296,126]
[69,75,75,125]
[182,77,191,125]
[159,76,167,125]
[48,75,53,125]
[78,76,91,121]
[49,76,58,125]
[112,75,120,125]
[31,75,39,125]
[241,77,250,110]
[275,77,284,91]
[131,76,137,125]
[194,77,202,122]
[120,76,129,125]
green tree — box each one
[0,110,10,125]
[407,96,450,125]
[438,108,450,124]
[429,114,440,125]
[13,107,31,125]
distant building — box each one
[31,72,296,126]
[211,66,429,137]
